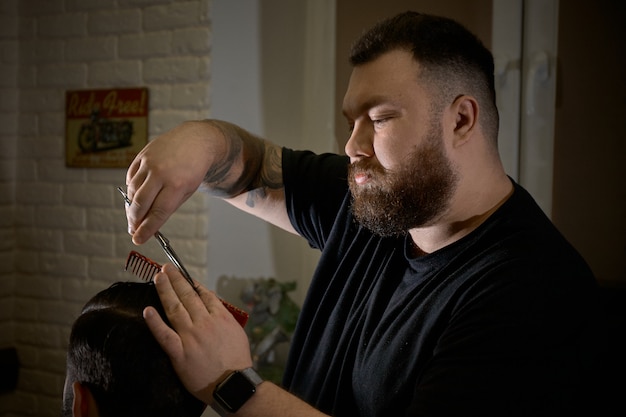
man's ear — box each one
[451,95,478,147]
[72,381,97,417]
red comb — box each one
[125,250,249,327]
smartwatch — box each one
[213,367,264,413]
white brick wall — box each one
[0,0,212,415]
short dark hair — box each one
[350,11,499,145]
[64,282,205,417]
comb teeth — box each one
[123,250,250,328]
[125,250,162,282]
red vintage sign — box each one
[65,88,149,168]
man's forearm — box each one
[232,382,329,417]
[202,120,282,203]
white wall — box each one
[1,1,212,414]
[209,0,336,305]
[208,0,276,287]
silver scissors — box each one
[117,187,197,290]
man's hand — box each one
[143,264,253,404]
[125,121,226,244]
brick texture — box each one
[0,0,212,414]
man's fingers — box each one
[127,184,190,245]
[133,192,174,244]
[125,178,167,244]
[194,280,223,311]
[152,270,196,327]
[125,153,143,189]
[156,264,216,324]
[124,160,150,235]
[125,153,181,244]
[143,305,184,359]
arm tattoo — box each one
[203,130,242,190]
[245,144,283,208]
[202,121,283,206]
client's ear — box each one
[72,381,99,417]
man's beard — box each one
[348,124,458,237]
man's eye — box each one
[373,118,389,126]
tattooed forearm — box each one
[201,120,283,204]
[259,145,283,190]
[203,127,243,192]
[245,143,284,208]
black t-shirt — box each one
[281,149,601,417]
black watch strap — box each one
[213,368,264,414]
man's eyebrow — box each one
[342,95,400,118]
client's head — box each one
[62,281,205,417]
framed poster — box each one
[65,87,148,168]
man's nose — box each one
[344,123,374,160]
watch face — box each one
[214,371,256,412]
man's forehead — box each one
[342,92,401,118]
[342,57,426,117]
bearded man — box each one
[124,11,601,417]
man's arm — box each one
[237,382,328,417]
[125,119,296,245]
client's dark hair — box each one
[64,282,205,417]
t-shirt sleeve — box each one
[282,148,350,250]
